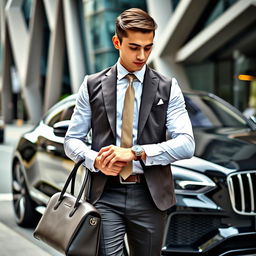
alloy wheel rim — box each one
[12,162,26,222]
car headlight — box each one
[172,167,216,195]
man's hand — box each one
[94,155,127,176]
[98,145,135,169]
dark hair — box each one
[115,8,157,42]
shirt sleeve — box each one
[64,76,98,172]
[142,78,195,166]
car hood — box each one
[193,127,256,170]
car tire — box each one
[0,131,4,143]
[12,160,40,227]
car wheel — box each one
[0,131,3,143]
[12,160,39,227]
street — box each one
[0,124,62,256]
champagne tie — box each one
[120,74,136,179]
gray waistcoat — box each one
[87,65,176,211]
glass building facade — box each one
[180,0,256,111]
[1,0,256,123]
[83,0,146,72]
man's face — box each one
[112,30,154,72]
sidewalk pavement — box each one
[0,222,51,256]
[0,122,52,255]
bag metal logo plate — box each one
[89,217,97,226]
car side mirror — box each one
[53,120,70,137]
[248,116,256,130]
[249,115,256,123]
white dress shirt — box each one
[64,61,195,173]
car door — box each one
[36,99,84,196]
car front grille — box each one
[227,170,256,215]
[164,214,221,246]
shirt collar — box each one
[117,60,146,83]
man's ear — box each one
[112,35,120,49]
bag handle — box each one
[70,162,91,199]
[60,159,84,198]
[54,160,91,216]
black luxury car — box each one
[12,91,256,256]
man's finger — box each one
[102,153,116,168]
[114,161,127,167]
[98,145,114,156]
[104,169,119,176]
[99,149,113,163]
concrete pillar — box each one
[1,31,14,123]
[43,0,65,113]
[63,0,86,93]
[5,0,43,123]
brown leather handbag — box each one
[34,160,101,256]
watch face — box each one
[132,145,143,155]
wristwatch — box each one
[131,145,144,161]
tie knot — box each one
[126,73,136,84]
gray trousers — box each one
[94,181,167,256]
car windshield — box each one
[184,94,248,128]
[43,97,75,127]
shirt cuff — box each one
[84,150,99,172]
[142,144,176,166]
[142,144,162,165]
[142,144,163,156]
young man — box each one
[64,8,194,256]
